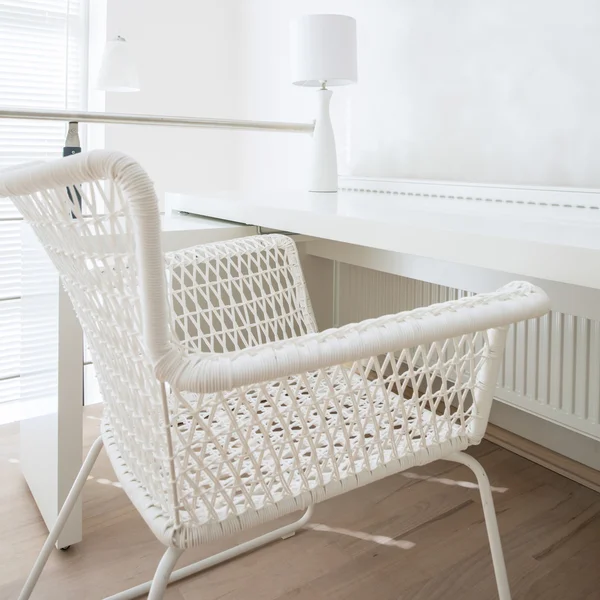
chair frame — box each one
[18,435,509,600]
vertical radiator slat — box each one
[526,317,539,400]
[549,312,563,410]
[562,314,576,415]
[589,321,600,425]
[504,323,516,392]
[574,318,589,420]
[515,320,527,396]
[537,313,550,406]
[400,270,407,312]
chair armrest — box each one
[155,281,550,394]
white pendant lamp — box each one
[291,14,357,193]
[96,36,140,92]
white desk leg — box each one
[20,229,84,549]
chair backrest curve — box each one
[0,150,176,518]
[0,150,173,363]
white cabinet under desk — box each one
[166,177,600,477]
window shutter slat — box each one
[0,0,87,408]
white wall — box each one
[100,1,600,194]
[236,0,600,190]
[103,0,244,203]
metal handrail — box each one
[0,107,314,134]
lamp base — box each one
[310,88,338,193]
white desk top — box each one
[167,188,600,290]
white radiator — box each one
[338,264,600,441]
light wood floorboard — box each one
[1,404,599,599]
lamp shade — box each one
[96,36,140,92]
[291,14,357,87]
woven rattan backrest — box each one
[166,235,318,354]
[0,151,175,516]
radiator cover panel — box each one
[339,264,600,441]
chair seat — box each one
[103,367,470,548]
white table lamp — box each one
[291,14,357,193]
[96,36,140,92]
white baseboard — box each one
[488,402,600,492]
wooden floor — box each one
[2,405,600,600]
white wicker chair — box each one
[0,151,550,600]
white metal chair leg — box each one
[147,547,184,600]
[446,451,511,600]
[18,435,104,600]
[103,505,314,600]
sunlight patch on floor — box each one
[87,474,122,488]
[95,477,122,488]
[402,471,508,493]
[307,523,415,549]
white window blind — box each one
[0,0,88,411]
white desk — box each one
[21,213,255,549]
[168,186,600,293]
[168,182,600,325]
